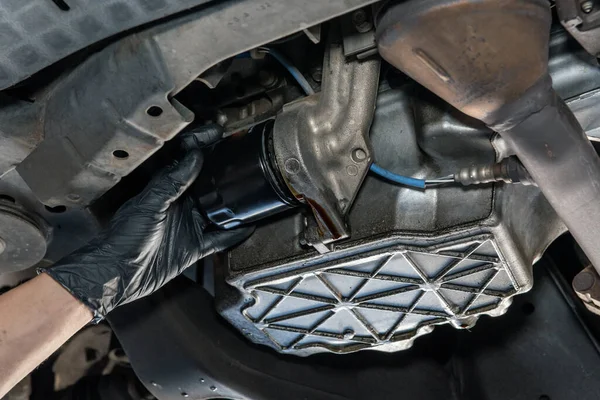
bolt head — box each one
[352,148,367,162]
[582,0,594,13]
[352,10,367,25]
[352,10,373,33]
[574,271,595,292]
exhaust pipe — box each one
[376,0,600,271]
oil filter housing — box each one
[195,120,297,229]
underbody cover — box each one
[0,0,213,89]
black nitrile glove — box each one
[43,133,252,322]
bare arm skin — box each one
[0,136,251,397]
[0,273,92,398]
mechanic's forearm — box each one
[0,273,92,397]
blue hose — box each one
[261,48,315,96]
[370,163,426,189]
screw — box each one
[352,148,367,162]
[343,330,355,340]
[210,386,217,392]
[582,0,594,13]
[352,10,373,33]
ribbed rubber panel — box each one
[0,0,214,90]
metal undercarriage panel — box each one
[0,0,218,90]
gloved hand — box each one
[43,132,252,322]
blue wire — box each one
[261,48,315,96]
[370,163,426,189]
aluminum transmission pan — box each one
[233,235,517,355]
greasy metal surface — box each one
[239,236,518,355]
[272,43,380,244]
[376,0,600,276]
[0,198,48,273]
[219,85,565,355]
[12,0,379,208]
[557,0,600,57]
[573,265,600,315]
[111,257,600,399]
[376,0,551,122]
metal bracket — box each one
[557,0,600,57]
[342,8,378,59]
[272,42,380,246]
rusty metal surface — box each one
[376,0,551,122]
